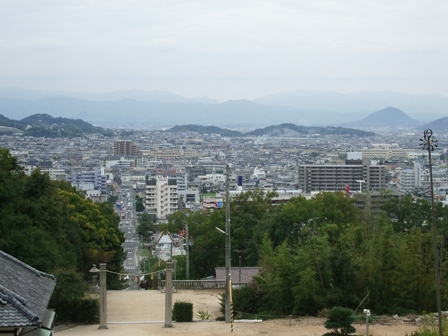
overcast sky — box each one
[1,1,448,101]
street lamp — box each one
[225,165,231,324]
[363,309,371,336]
[214,165,232,323]
[420,129,442,336]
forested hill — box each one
[245,123,375,136]
[165,125,242,137]
[165,123,375,137]
[0,113,112,137]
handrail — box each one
[160,280,225,289]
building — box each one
[145,176,178,222]
[147,172,188,191]
[0,250,56,336]
[298,159,386,192]
[114,140,141,156]
[67,167,108,195]
[398,163,421,192]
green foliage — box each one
[172,301,193,322]
[135,195,145,212]
[323,306,356,336]
[137,213,155,242]
[49,267,88,309]
[0,147,126,322]
[219,283,264,319]
[411,314,448,336]
[55,297,99,323]
[196,309,210,320]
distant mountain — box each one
[165,125,242,137]
[1,88,446,128]
[0,87,218,104]
[419,117,448,132]
[0,113,110,137]
[0,96,348,128]
[343,107,423,129]
[254,89,448,121]
[245,123,374,137]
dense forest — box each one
[0,148,125,317]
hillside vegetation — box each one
[0,148,125,320]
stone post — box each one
[99,263,108,329]
[165,262,173,328]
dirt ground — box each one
[55,289,420,336]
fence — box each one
[160,280,226,289]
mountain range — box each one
[0,87,447,129]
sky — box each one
[1,1,448,101]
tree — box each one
[137,213,155,242]
[323,306,356,336]
[135,195,145,212]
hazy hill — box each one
[0,113,109,137]
[0,96,338,128]
[165,125,242,137]
[254,89,448,121]
[343,106,423,129]
[0,88,446,128]
[165,123,374,137]
[245,123,374,137]
[419,117,448,132]
[0,87,218,104]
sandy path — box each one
[55,289,419,336]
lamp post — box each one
[185,221,189,280]
[215,164,232,323]
[90,263,107,329]
[420,129,442,336]
[225,164,231,323]
[363,309,371,336]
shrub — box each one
[197,309,210,320]
[55,298,99,323]
[411,314,448,336]
[172,300,193,322]
[323,306,356,336]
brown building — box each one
[114,140,141,156]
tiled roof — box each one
[0,285,40,327]
[0,250,56,328]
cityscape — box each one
[2,1,448,335]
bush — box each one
[55,298,99,323]
[197,309,210,320]
[411,314,448,336]
[219,282,264,318]
[323,306,356,336]
[172,300,193,322]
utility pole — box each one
[420,129,442,336]
[225,164,231,323]
[186,222,189,280]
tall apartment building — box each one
[398,163,421,192]
[67,167,108,194]
[298,159,386,192]
[113,140,141,156]
[145,176,178,222]
[147,171,188,191]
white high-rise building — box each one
[145,176,178,222]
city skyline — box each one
[1,1,448,101]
